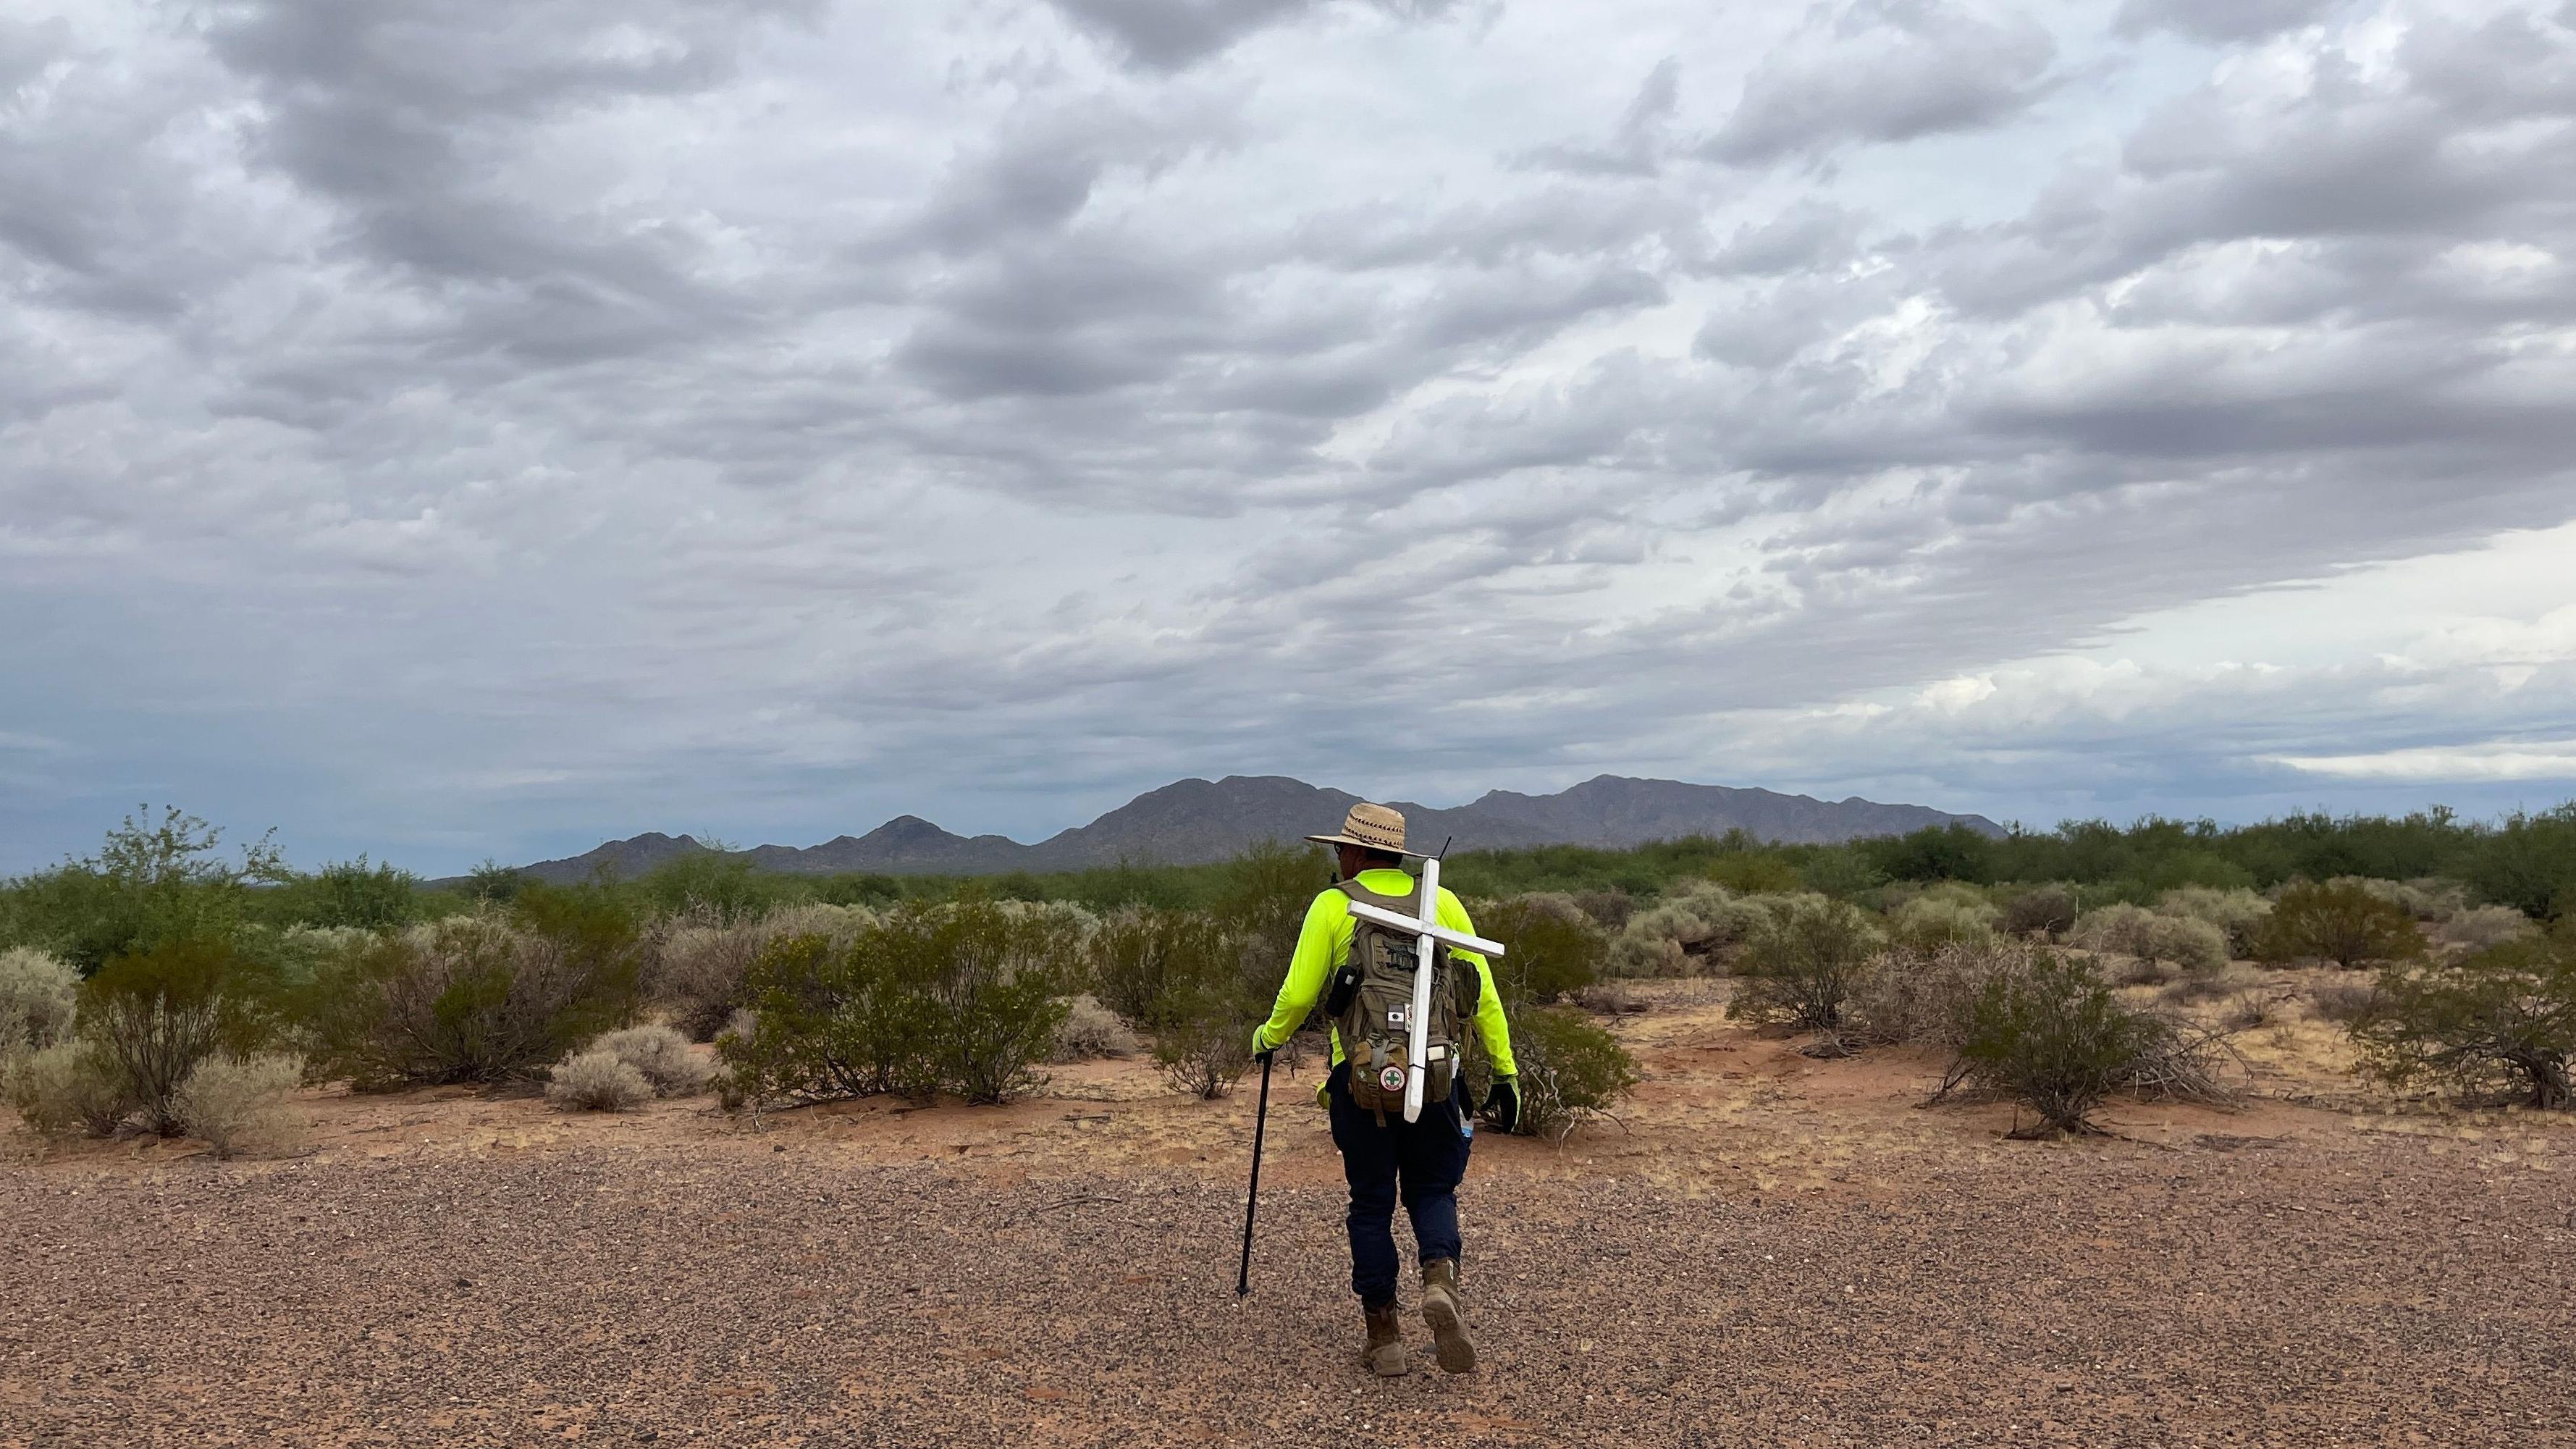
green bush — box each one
[723,899,1072,1108]
[1952,952,2162,1138]
[1089,907,1239,1024]
[1502,1006,1639,1142]
[303,913,637,1088]
[2255,881,2428,968]
[264,857,424,931]
[645,902,874,1041]
[79,936,280,1134]
[2349,931,2575,1109]
[3,807,287,973]
[0,946,80,1057]
[4,1040,134,1138]
[1475,894,1604,1007]
[1853,938,2045,1051]
[2465,805,2576,920]
[1727,896,1884,1031]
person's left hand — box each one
[1481,1076,1520,1133]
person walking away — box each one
[1249,802,1519,1377]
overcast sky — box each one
[4,0,2575,875]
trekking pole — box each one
[1235,1050,1274,1297]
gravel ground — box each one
[6,1117,2571,1448]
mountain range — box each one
[486,775,2000,884]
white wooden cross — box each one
[1341,856,1506,1123]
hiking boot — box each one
[1419,1259,1476,1374]
[1361,1302,1409,1377]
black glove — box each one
[1481,1076,1520,1134]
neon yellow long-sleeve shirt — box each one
[1251,867,1516,1078]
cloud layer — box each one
[3,0,2572,871]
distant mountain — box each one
[483,775,2000,884]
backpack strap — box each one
[1335,876,1421,915]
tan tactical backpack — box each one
[1331,877,1481,1115]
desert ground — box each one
[6,978,2572,1448]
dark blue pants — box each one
[1326,1061,1472,1307]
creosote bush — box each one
[4,1040,134,1138]
[1853,938,2048,1051]
[80,936,278,1135]
[2306,978,2378,1024]
[589,1023,711,1097]
[645,902,875,1042]
[1950,952,2161,1138]
[2349,930,2576,1109]
[175,1053,305,1158]
[2435,906,2535,955]
[1475,894,1605,1005]
[0,947,80,1058]
[2256,881,2428,969]
[547,1049,654,1112]
[723,899,1072,1109]
[1727,896,1882,1032]
[1502,1005,1640,1143]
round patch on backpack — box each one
[1378,1064,1406,1093]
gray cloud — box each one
[1701,0,2058,166]
[1045,0,1460,71]
[2114,0,2347,43]
[4,0,2574,875]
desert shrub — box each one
[1704,853,1806,894]
[1476,894,1605,1007]
[80,937,279,1135]
[1570,890,1635,932]
[723,899,1072,1107]
[174,1053,304,1157]
[2219,991,2284,1033]
[1853,938,2047,1051]
[2256,881,2428,968]
[646,903,874,1042]
[1727,896,1884,1032]
[1888,886,1998,953]
[0,946,80,1057]
[1949,952,2163,1138]
[3,1041,134,1138]
[2155,886,2271,957]
[2074,904,2228,980]
[546,1049,653,1112]
[587,1023,711,1097]
[1610,883,1774,978]
[241,925,376,991]
[1504,1005,1640,1143]
[1154,986,1255,1099]
[2339,875,2467,923]
[2001,885,2078,940]
[2307,978,2379,1024]
[1050,994,1138,1062]
[2435,906,2536,955]
[303,913,637,1089]
[1090,908,1239,1023]
[1210,839,1331,968]
[2349,931,2576,1109]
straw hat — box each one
[1306,802,1414,856]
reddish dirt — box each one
[5,981,2572,1447]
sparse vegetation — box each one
[2074,904,2228,980]
[1887,884,1998,953]
[587,1024,712,1098]
[79,936,279,1135]
[2256,881,2428,969]
[1612,882,1772,978]
[1475,894,1605,1004]
[2349,930,2576,1109]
